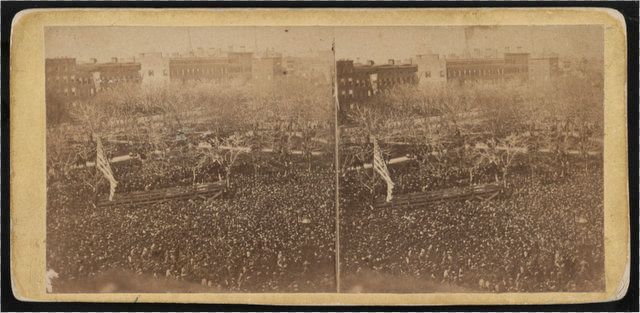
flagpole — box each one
[331,37,341,293]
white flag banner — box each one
[96,137,118,201]
[372,137,395,202]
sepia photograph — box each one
[45,26,338,293]
[44,24,607,294]
[335,26,605,293]
[8,7,629,305]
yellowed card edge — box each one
[9,8,629,305]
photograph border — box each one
[4,2,636,309]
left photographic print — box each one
[44,26,337,293]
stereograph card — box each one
[9,8,629,305]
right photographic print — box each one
[335,25,605,293]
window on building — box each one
[148,70,154,77]
[341,90,346,95]
[425,71,431,78]
[71,87,76,95]
[348,89,353,95]
[440,70,444,77]
[163,69,168,76]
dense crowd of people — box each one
[46,125,604,294]
[47,160,336,292]
[340,165,604,292]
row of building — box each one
[47,48,569,124]
[336,52,561,114]
[45,49,334,109]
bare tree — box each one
[476,133,527,187]
[199,133,249,188]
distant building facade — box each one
[336,59,418,117]
[168,51,255,83]
[227,52,254,80]
[46,57,142,102]
[251,55,285,81]
[76,57,142,91]
[46,58,96,104]
[282,50,334,82]
[414,54,447,85]
[444,53,558,83]
[139,52,170,86]
[45,57,142,123]
[169,56,231,82]
[528,57,559,83]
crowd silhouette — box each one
[341,164,604,292]
[47,152,336,292]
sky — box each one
[45,25,603,63]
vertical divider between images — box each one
[331,33,341,294]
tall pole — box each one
[331,37,341,293]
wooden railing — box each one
[96,181,225,208]
[374,183,503,209]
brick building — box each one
[77,57,142,90]
[446,53,558,82]
[45,57,141,123]
[46,58,96,103]
[336,59,418,118]
[168,51,254,83]
[169,56,231,82]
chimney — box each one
[388,59,395,65]
[111,57,118,63]
[367,60,375,66]
[91,58,97,64]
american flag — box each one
[372,137,394,202]
[96,137,118,201]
